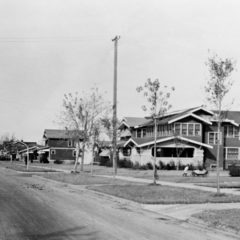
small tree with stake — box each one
[205,54,235,194]
[136,79,175,184]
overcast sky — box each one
[1,0,240,142]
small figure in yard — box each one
[182,164,189,177]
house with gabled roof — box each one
[118,106,240,169]
[39,129,83,163]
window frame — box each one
[208,132,222,145]
[225,147,239,160]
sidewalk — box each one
[99,174,240,196]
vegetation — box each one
[136,78,175,184]
[60,87,110,173]
[228,165,240,177]
[205,53,236,193]
[89,184,240,204]
[192,209,240,233]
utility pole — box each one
[112,35,120,176]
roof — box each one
[121,117,150,128]
[136,106,213,127]
[212,111,240,125]
[43,129,83,139]
[124,136,213,149]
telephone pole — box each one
[112,35,120,176]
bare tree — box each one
[61,88,109,172]
[205,53,235,194]
[137,78,175,184]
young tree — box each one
[205,54,235,194]
[137,78,175,184]
[61,87,109,173]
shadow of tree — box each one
[26,226,99,240]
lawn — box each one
[40,172,129,185]
[4,163,57,172]
[192,209,240,233]
[88,184,240,204]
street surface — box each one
[0,167,238,240]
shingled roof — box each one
[43,129,83,139]
[122,117,150,127]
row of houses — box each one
[2,106,240,169]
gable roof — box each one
[121,117,150,128]
[212,111,240,126]
[43,129,83,139]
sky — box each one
[1,0,240,142]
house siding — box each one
[50,148,75,161]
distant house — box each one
[118,106,240,169]
[39,129,83,163]
[3,141,37,161]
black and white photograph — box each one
[1,0,240,239]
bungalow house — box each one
[118,106,240,169]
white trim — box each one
[123,138,139,147]
[119,121,130,129]
[138,136,175,147]
[212,119,239,127]
[124,136,213,149]
[190,106,214,116]
[168,113,212,125]
[49,147,76,150]
[178,136,213,149]
[18,146,37,153]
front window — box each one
[174,123,201,136]
[182,124,187,135]
[122,147,131,156]
[195,124,201,136]
[151,147,194,158]
[50,149,56,155]
[137,129,141,138]
[188,124,194,136]
[142,128,146,137]
[225,148,239,160]
[175,123,181,135]
[208,132,222,145]
[224,125,239,138]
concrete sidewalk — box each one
[99,174,240,196]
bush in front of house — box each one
[118,159,133,168]
[54,159,63,164]
[229,164,240,177]
[99,156,112,167]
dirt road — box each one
[0,167,238,240]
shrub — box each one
[132,162,140,170]
[146,162,153,170]
[229,165,240,177]
[159,161,166,170]
[118,159,133,168]
[54,159,63,164]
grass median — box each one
[40,172,129,185]
[88,184,240,204]
[4,163,57,172]
[192,209,240,233]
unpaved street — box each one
[0,167,238,240]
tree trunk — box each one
[153,117,157,184]
[80,142,85,172]
[216,115,221,194]
[73,141,80,172]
